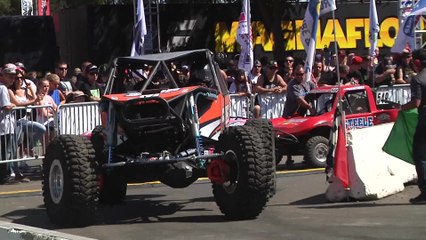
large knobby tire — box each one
[213,125,271,220]
[42,135,99,227]
[91,125,127,204]
[244,118,276,198]
[304,136,329,168]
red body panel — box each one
[272,85,399,137]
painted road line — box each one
[0,168,325,196]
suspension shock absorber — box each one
[188,93,206,168]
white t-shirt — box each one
[0,83,15,135]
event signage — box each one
[215,17,399,52]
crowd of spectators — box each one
[0,60,107,184]
[222,47,416,119]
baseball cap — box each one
[2,63,18,75]
[254,60,261,66]
[351,56,363,65]
[85,64,98,73]
[268,60,278,69]
[14,62,26,71]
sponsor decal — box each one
[346,116,373,129]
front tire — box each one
[245,118,276,197]
[42,135,99,227]
[213,125,273,220]
[305,136,329,168]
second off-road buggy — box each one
[42,49,276,226]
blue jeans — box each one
[16,118,46,149]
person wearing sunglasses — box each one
[279,56,295,84]
[283,64,317,119]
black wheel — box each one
[42,135,99,227]
[245,118,276,197]
[213,125,273,220]
[91,125,127,204]
[305,136,329,168]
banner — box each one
[236,0,253,73]
[301,0,335,81]
[369,0,379,57]
[38,0,50,16]
[391,0,426,53]
[21,0,33,16]
[130,0,147,56]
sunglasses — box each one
[254,65,262,68]
[58,67,68,71]
[295,73,304,76]
[286,59,294,62]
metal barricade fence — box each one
[257,93,286,119]
[0,105,56,164]
[1,102,101,165]
[374,84,411,105]
[229,94,253,118]
[56,102,101,135]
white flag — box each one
[236,0,253,73]
[301,0,335,82]
[301,0,336,53]
[369,0,380,57]
[21,0,33,16]
[131,0,147,56]
[391,0,426,53]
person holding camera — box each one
[374,56,397,86]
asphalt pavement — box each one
[0,158,425,240]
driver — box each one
[283,64,317,118]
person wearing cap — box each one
[0,64,18,184]
[398,48,426,204]
[254,60,287,94]
[254,60,287,118]
[347,55,365,85]
[75,61,93,90]
[79,64,104,102]
[396,50,416,84]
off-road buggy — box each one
[42,49,276,226]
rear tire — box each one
[42,135,99,227]
[212,126,273,220]
[305,136,329,168]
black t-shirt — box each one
[410,68,426,121]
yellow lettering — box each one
[345,18,364,48]
[252,21,274,51]
[379,17,398,48]
[282,20,296,51]
[321,19,348,49]
[213,16,400,52]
